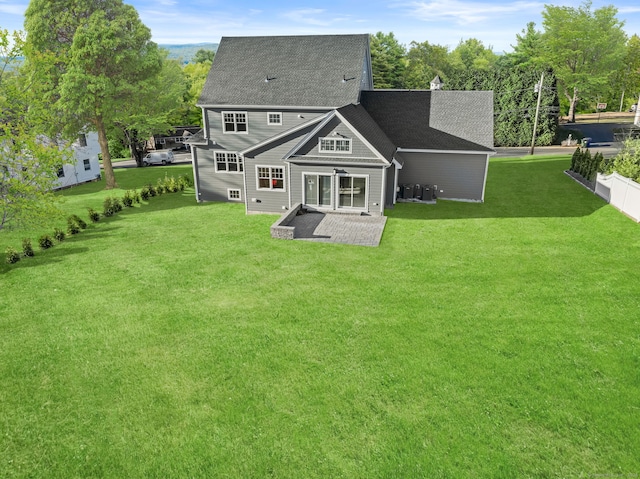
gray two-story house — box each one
[189,34,494,216]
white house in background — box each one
[54,131,101,189]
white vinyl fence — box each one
[595,172,640,222]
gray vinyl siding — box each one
[205,108,327,151]
[397,151,488,201]
[244,131,313,214]
[294,117,380,159]
[289,163,386,216]
[192,145,245,202]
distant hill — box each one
[159,43,219,64]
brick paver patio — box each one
[287,212,387,247]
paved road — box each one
[107,152,192,169]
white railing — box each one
[595,172,640,222]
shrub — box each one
[156,179,166,195]
[609,139,640,180]
[123,190,134,207]
[569,147,582,173]
[133,189,141,204]
[5,246,20,264]
[140,186,150,201]
[38,234,54,250]
[53,228,66,242]
[22,238,34,257]
[103,197,115,217]
[88,208,100,223]
[163,174,179,193]
[112,196,123,213]
[67,217,80,235]
[177,174,191,191]
[147,184,157,197]
[71,214,87,229]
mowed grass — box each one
[1,157,639,478]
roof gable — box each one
[198,35,371,108]
[286,107,394,163]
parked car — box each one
[143,150,174,166]
[630,104,637,112]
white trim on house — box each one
[397,147,495,155]
[214,151,243,173]
[227,188,242,201]
[318,137,352,154]
[256,165,286,192]
[481,153,490,202]
[283,111,337,159]
[239,113,331,157]
[392,158,403,205]
[267,112,282,125]
[334,109,391,164]
[301,171,334,210]
[221,111,249,134]
[198,104,337,111]
[335,173,369,212]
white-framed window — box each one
[215,152,243,173]
[57,167,65,178]
[83,159,91,171]
[158,138,166,144]
[227,189,242,201]
[78,134,87,147]
[319,137,352,154]
[222,111,248,133]
[257,166,285,190]
[267,112,282,125]
[338,175,368,209]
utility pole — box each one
[529,72,544,156]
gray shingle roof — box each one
[336,104,396,161]
[360,90,494,152]
[198,35,370,108]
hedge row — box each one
[5,174,191,265]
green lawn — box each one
[1,157,639,478]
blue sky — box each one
[2,0,640,53]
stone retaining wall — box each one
[270,203,302,240]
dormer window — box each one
[319,137,352,154]
[222,112,248,134]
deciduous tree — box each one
[1,28,65,231]
[403,40,450,89]
[540,1,626,122]
[24,0,163,189]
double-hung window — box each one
[319,137,352,153]
[257,166,284,190]
[215,152,243,173]
[83,159,91,171]
[222,112,248,133]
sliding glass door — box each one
[304,174,332,207]
[338,176,366,208]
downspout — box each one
[380,165,387,215]
[392,156,403,205]
[190,146,201,202]
[481,153,492,202]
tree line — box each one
[370,1,638,139]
